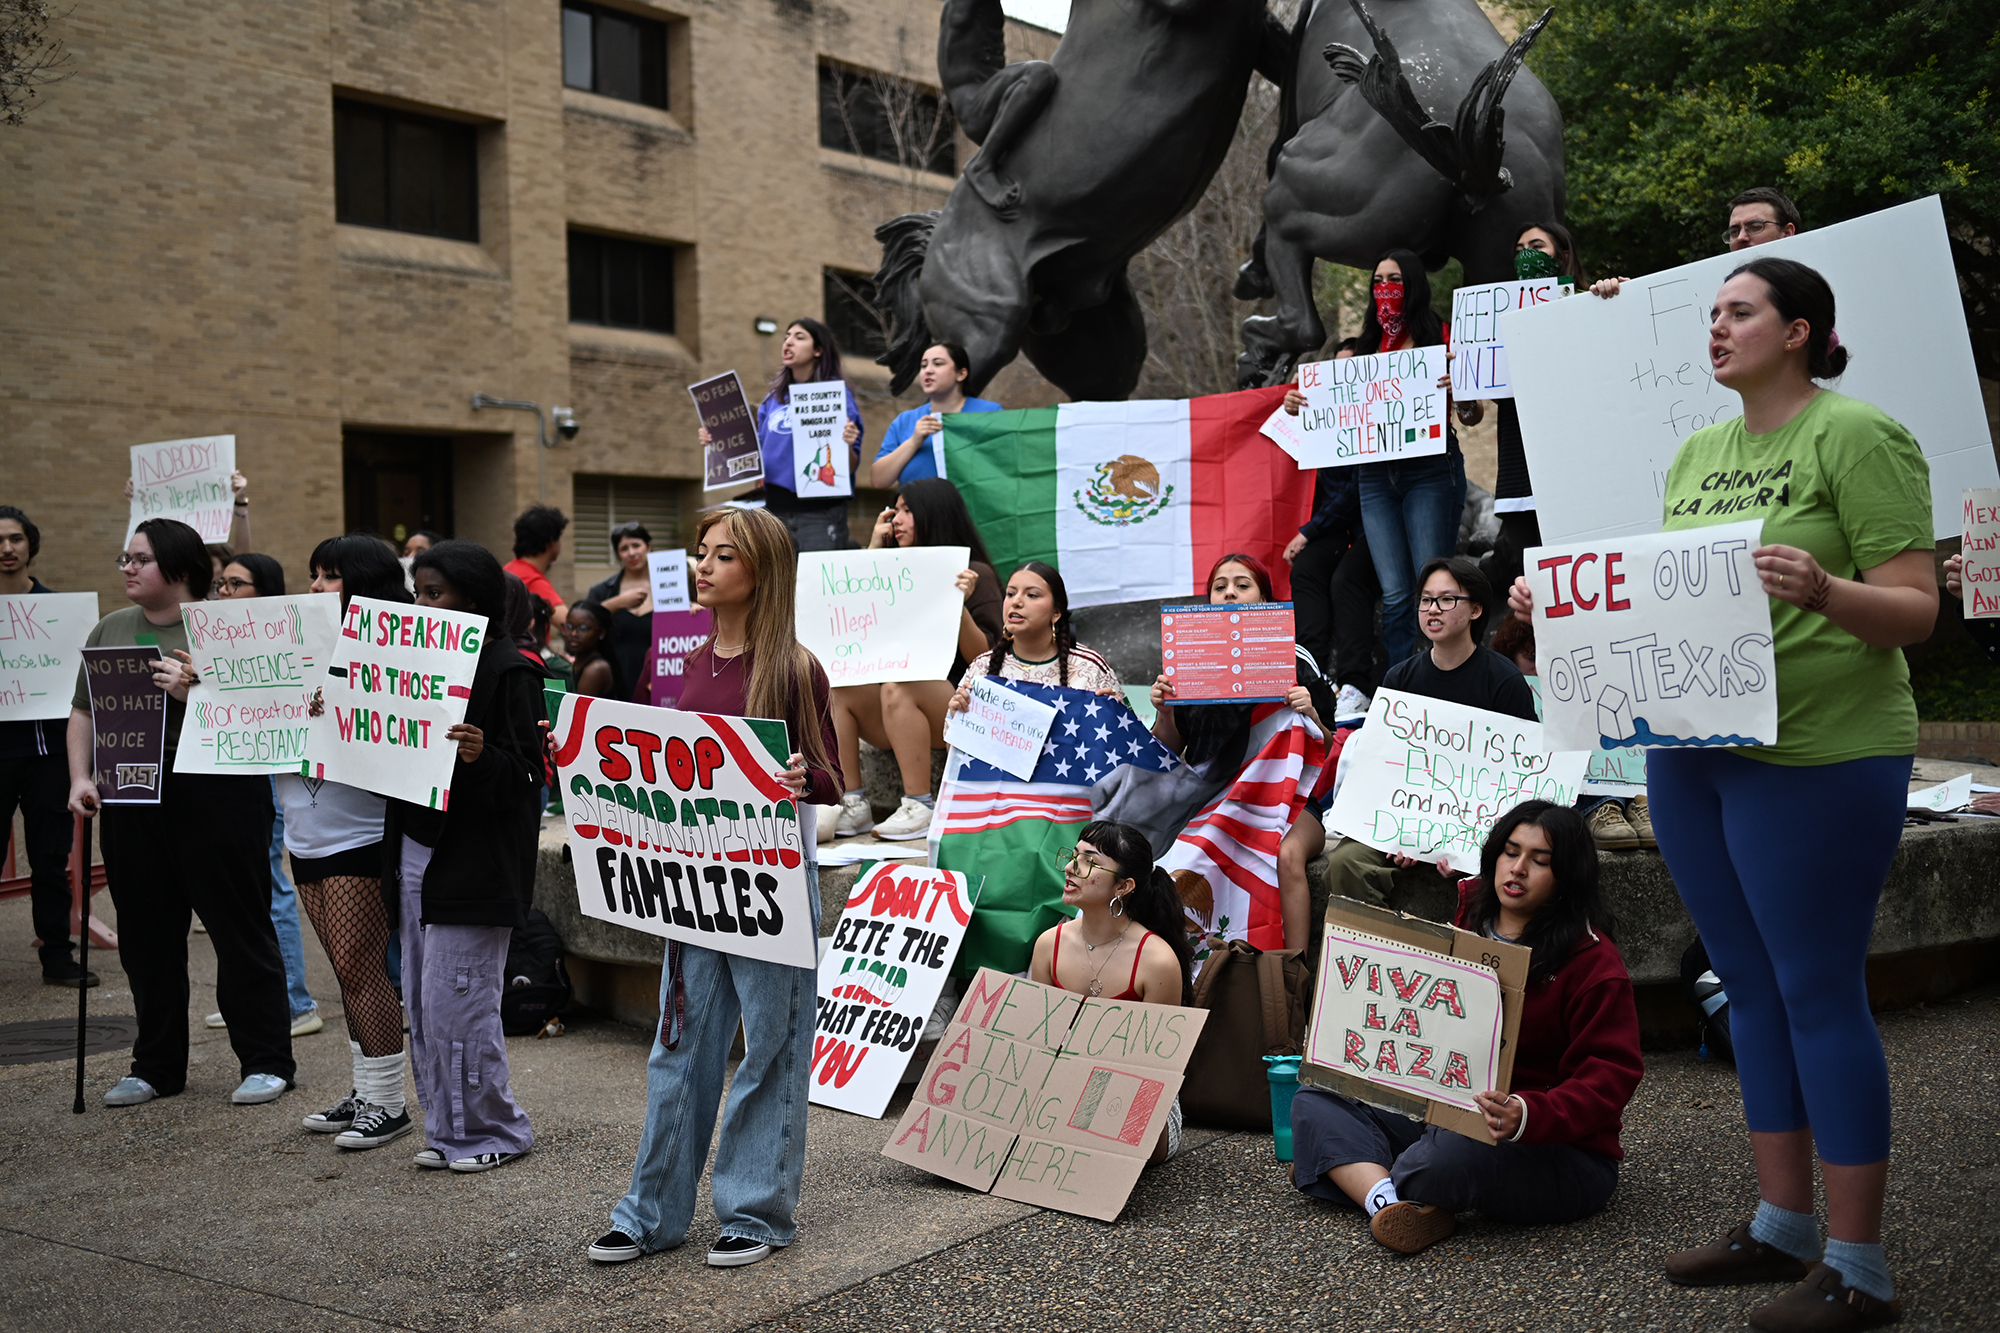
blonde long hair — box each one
[691,506,833,776]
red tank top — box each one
[1052,922,1155,1001]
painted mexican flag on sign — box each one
[938,386,1313,608]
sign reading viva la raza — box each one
[176,594,340,774]
[1283,346,1448,466]
[129,435,236,541]
[553,693,818,969]
[300,597,482,807]
[0,592,98,722]
[794,547,968,687]
[1529,520,1777,751]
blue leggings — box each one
[1646,748,1909,1165]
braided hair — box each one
[985,560,1076,686]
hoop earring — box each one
[1110,895,1125,918]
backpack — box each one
[501,907,572,1036]
[1679,936,1735,1064]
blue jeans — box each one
[268,784,316,1021]
[610,863,822,1252]
[1359,451,1466,669]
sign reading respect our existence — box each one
[552,693,818,969]
[128,435,236,542]
[646,607,713,710]
[1529,520,1777,751]
[647,550,691,613]
[789,383,852,499]
[1965,487,2000,619]
[1159,602,1296,703]
[81,646,168,804]
[883,968,1207,1222]
[942,676,1059,780]
[691,371,763,492]
[811,863,982,1118]
[300,596,482,808]
[0,592,98,722]
[794,546,968,687]
[1447,277,1571,399]
[1327,690,1588,874]
[1278,346,1448,467]
[176,593,340,774]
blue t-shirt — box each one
[755,383,865,497]
[872,398,1002,484]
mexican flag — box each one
[938,385,1315,607]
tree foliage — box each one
[1,0,70,127]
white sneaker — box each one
[1334,685,1373,722]
[290,1010,324,1037]
[873,795,933,841]
[815,802,840,844]
[834,791,875,837]
[203,1012,227,1029]
[230,1073,291,1105]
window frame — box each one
[561,1,670,111]
[816,61,956,177]
[568,229,680,336]
[332,98,481,242]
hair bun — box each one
[1821,343,1850,378]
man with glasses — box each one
[1722,186,1801,251]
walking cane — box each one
[72,813,89,1114]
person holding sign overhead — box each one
[1489,222,1584,599]
[583,521,658,702]
[867,343,1002,488]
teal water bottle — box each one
[1264,1055,1302,1162]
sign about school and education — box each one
[81,646,168,804]
[883,968,1207,1221]
[128,435,236,542]
[176,594,340,775]
[1159,602,1296,703]
[552,693,818,969]
[1964,487,2000,619]
[1529,520,1777,751]
[647,550,691,613]
[1525,676,1647,793]
[691,371,763,492]
[811,864,982,1118]
[794,546,968,687]
[646,607,713,711]
[1279,346,1448,467]
[942,676,1059,780]
[300,597,482,808]
[0,592,98,722]
[1327,690,1588,874]
[1447,278,1571,399]
[790,382,852,498]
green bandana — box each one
[1514,247,1561,280]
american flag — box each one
[950,682,1182,789]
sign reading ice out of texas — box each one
[1528,519,1777,752]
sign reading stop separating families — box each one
[128,435,236,541]
[1159,602,1295,702]
[0,592,97,722]
[1964,488,2000,619]
[1280,347,1448,467]
[176,594,340,774]
[81,646,168,803]
[300,596,482,808]
[794,546,968,687]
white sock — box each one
[1364,1176,1399,1216]
[354,1050,407,1117]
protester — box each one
[590,505,841,1269]
[403,530,443,558]
[867,343,1002,487]
[824,479,1004,843]
[1490,223,1585,599]
[70,518,295,1107]
[1291,801,1641,1253]
[949,562,1122,707]
[583,521,657,701]
[1591,185,1802,297]
[560,601,620,698]
[393,541,548,1172]
[1512,257,1934,1329]
[1283,338,1379,720]
[503,505,570,642]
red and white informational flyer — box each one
[1158,602,1296,703]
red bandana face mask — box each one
[1373,280,1407,350]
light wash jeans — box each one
[268,780,316,1022]
[1359,450,1467,669]
[610,863,822,1252]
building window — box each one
[333,99,479,241]
[569,231,677,334]
[563,2,668,109]
[823,269,887,360]
[571,473,689,586]
[818,62,955,176]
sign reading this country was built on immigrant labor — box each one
[175,593,340,775]
[1282,346,1448,467]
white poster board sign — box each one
[789,383,852,498]
[647,550,690,613]
[1528,520,1777,751]
[1508,196,1998,543]
[1448,278,1570,399]
[1525,675,1647,793]
[552,693,817,968]
[1964,488,2000,619]
[129,435,236,541]
[300,597,482,808]
[942,676,1058,780]
[0,592,98,721]
[1908,774,1972,813]
[811,863,981,1117]
[795,546,968,686]
[1327,690,1587,873]
[1282,347,1448,466]
[176,593,340,774]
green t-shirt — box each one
[72,604,191,756]
[1661,390,1932,766]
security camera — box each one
[553,407,580,442]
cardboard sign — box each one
[1282,347,1449,466]
[1327,689,1588,873]
[176,594,340,774]
[790,383,852,498]
[1525,676,1647,793]
[692,371,763,492]
[811,863,982,1117]
[647,549,691,613]
[646,607,712,710]
[1508,196,1999,543]
[1964,487,2000,619]
[1159,602,1296,703]
[552,693,818,968]
[942,676,1059,780]
[81,646,168,804]
[1300,896,1529,1144]
[883,968,1207,1221]
[0,592,98,722]
[1448,277,1571,399]
[794,546,968,686]
[128,435,235,541]
[1529,520,1777,751]
[300,597,483,808]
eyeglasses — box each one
[1058,847,1112,879]
[1721,218,1781,243]
[214,576,255,593]
[115,552,155,571]
[1417,594,1468,611]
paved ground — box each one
[1,891,1995,1333]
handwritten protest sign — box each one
[943,676,1058,780]
[648,550,690,613]
[1528,520,1776,751]
[692,371,763,491]
[1908,774,1972,814]
[128,435,235,541]
[1327,690,1587,873]
[1258,404,1309,459]
[1279,347,1448,467]
[300,597,482,808]
[790,383,852,498]
[1448,278,1570,399]
[795,546,968,687]
[1159,602,1295,702]
[811,864,981,1117]
[1525,676,1647,793]
[883,968,1207,1221]
[552,693,818,968]
[82,646,167,803]
[646,607,712,710]
[176,594,340,774]
[0,593,97,722]
[1964,488,2000,619]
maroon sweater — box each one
[1456,880,1643,1161]
[677,646,843,807]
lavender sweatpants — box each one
[399,837,535,1159]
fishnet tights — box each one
[296,876,403,1057]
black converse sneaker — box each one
[706,1236,773,1268]
[334,1105,413,1150]
[301,1092,363,1134]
